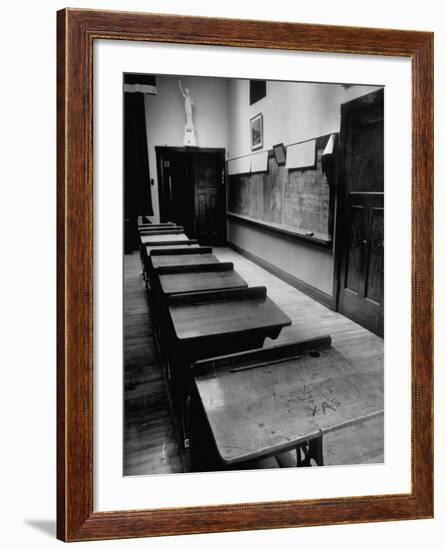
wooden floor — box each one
[124,251,182,476]
[124,246,384,476]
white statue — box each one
[179,80,197,146]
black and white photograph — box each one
[123,74,384,476]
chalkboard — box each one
[228,134,335,240]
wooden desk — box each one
[144,243,201,256]
[168,287,290,356]
[192,337,383,469]
[158,264,247,296]
[150,251,218,271]
[148,250,220,333]
[150,246,211,256]
[140,233,189,245]
[140,234,192,277]
[151,263,248,381]
[138,222,175,229]
[165,286,292,448]
[139,227,184,235]
[141,243,202,285]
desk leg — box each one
[296,435,324,467]
[167,357,192,450]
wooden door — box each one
[167,151,195,236]
[157,148,226,245]
[336,89,384,336]
[191,151,226,244]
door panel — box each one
[337,89,384,336]
[350,119,384,192]
[344,205,365,294]
[192,152,226,244]
[366,207,384,304]
[168,153,194,235]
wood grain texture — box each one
[138,227,184,235]
[144,243,201,255]
[158,268,247,295]
[57,7,433,542]
[140,233,189,244]
[168,287,291,342]
[195,345,383,465]
[124,253,182,477]
[125,249,384,475]
[151,252,218,270]
[229,137,333,237]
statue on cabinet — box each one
[179,80,197,146]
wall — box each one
[144,75,229,221]
[228,221,334,295]
[227,80,381,159]
[227,80,382,297]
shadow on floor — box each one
[24,519,56,538]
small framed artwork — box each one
[250,113,263,150]
[273,143,286,166]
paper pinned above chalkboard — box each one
[322,134,335,157]
[285,139,316,169]
[228,156,251,175]
[250,151,268,173]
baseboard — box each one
[228,241,334,309]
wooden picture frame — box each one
[250,113,264,150]
[57,8,433,542]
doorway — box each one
[156,147,226,245]
[335,89,384,337]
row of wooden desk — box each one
[137,222,384,471]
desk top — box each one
[151,252,219,270]
[194,340,383,465]
[138,222,175,228]
[144,244,201,256]
[168,287,291,343]
[159,267,247,295]
[139,228,184,236]
[140,233,189,245]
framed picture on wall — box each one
[250,113,263,150]
[57,8,433,543]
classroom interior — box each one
[123,74,384,476]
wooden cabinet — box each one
[156,147,226,245]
